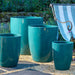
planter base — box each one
[32,57,53,62]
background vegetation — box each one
[0,0,75,12]
[0,0,75,41]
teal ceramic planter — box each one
[0,34,21,67]
[52,41,73,70]
[10,16,43,55]
[28,25,58,62]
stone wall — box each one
[0,12,50,23]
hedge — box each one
[0,0,75,12]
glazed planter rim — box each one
[52,41,73,45]
[28,25,58,28]
[0,33,21,38]
[11,16,43,19]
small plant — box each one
[0,22,10,33]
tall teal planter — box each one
[0,34,21,67]
[52,41,73,70]
[28,25,58,62]
[10,16,43,55]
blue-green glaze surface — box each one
[28,25,58,62]
[52,41,73,70]
[0,33,21,67]
[10,16,43,55]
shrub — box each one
[1,0,73,12]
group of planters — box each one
[0,16,73,71]
[0,0,75,71]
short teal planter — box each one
[10,16,43,55]
[0,34,21,67]
[28,25,58,62]
[52,41,73,70]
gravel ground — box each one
[0,55,74,75]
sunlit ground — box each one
[0,55,74,75]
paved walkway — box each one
[0,55,75,75]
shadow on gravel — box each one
[0,61,40,71]
[5,69,52,75]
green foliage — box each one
[0,22,10,33]
[0,0,74,12]
[58,31,65,41]
[0,0,74,40]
